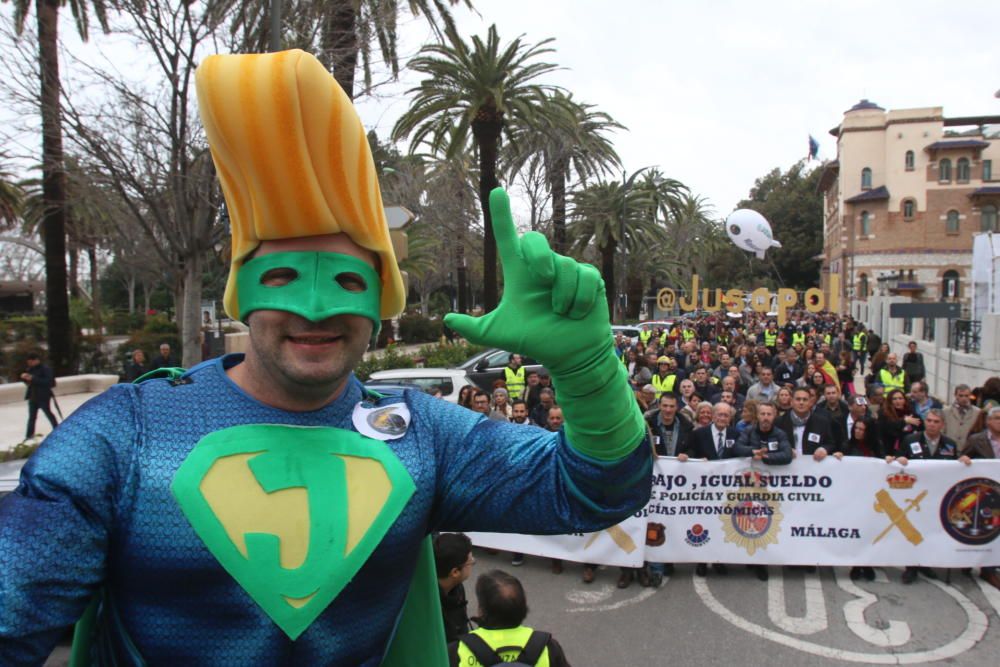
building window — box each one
[903,317,913,335]
[861,167,872,190]
[943,270,960,299]
[957,158,970,182]
[859,273,869,299]
[923,317,935,342]
[860,210,871,236]
[903,199,915,220]
[985,159,993,181]
[939,158,952,182]
[905,150,915,171]
[983,205,998,232]
[946,209,960,233]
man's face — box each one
[512,403,528,423]
[720,390,735,406]
[455,551,475,584]
[924,412,944,438]
[509,354,522,369]
[720,353,731,367]
[850,402,867,419]
[26,358,39,368]
[988,411,1000,436]
[694,368,707,383]
[887,353,898,368]
[659,396,678,422]
[133,350,145,364]
[540,391,554,409]
[547,407,564,430]
[680,379,694,396]
[658,362,670,375]
[641,387,656,404]
[472,394,490,414]
[815,352,825,366]
[728,366,741,380]
[956,389,972,408]
[792,390,812,416]
[871,388,885,405]
[759,368,773,384]
[527,373,539,387]
[824,385,840,405]
[757,405,776,430]
[911,382,926,402]
[160,344,170,357]
[713,404,732,430]
[787,352,798,364]
[722,377,736,393]
[243,233,375,400]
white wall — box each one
[865,295,1000,400]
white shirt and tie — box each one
[712,425,727,458]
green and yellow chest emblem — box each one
[171,424,415,639]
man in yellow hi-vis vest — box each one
[878,353,906,392]
[651,357,679,398]
[450,570,570,666]
[504,354,526,400]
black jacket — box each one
[150,354,180,370]
[733,426,793,464]
[439,583,471,643]
[775,411,838,455]
[23,364,55,402]
[645,412,694,457]
[685,425,740,460]
[813,400,850,450]
[897,432,960,460]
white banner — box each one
[470,458,1000,568]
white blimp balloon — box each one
[725,209,782,259]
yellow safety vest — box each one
[660,332,669,346]
[764,331,777,347]
[879,367,906,392]
[823,333,832,345]
[682,329,695,341]
[853,332,867,351]
[504,366,526,399]
[652,373,677,397]
[639,330,652,344]
[791,332,805,347]
[456,626,551,667]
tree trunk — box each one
[68,241,79,298]
[142,282,151,313]
[601,240,616,321]
[181,252,202,367]
[473,117,502,311]
[87,244,101,334]
[550,160,568,254]
[36,0,73,374]
[322,3,358,99]
[127,275,135,313]
[456,241,468,314]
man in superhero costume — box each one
[0,50,650,666]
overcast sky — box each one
[354,0,1000,216]
[4,1,999,221]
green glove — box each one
[445,188,644,461]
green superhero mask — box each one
[236,251,382,326]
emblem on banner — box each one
[685,523,710,547]
[872,471,925,546]
[939,477,1000,546]
[646,522,666,547]
[721,470,783,555]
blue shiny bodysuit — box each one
[0,354,650,665]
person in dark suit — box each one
[679,402,738,577]
[645,392,694,457]
[149,342,180,371]
[20,352,58,440]
[813,383,849,451]
[960,406,1000,590]
[776,386,837,460]
[893,409,971,584]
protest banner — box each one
[470,457,1000,568]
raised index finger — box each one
[489,187,520,266]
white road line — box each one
[694,574,988,664]
[834,567,911,647]
[565,578,665,613]
[767,569,828,635]
[975,574,1000,617]
[565,585,614,605]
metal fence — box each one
[949,319,981,354]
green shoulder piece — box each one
[132,367,187,384]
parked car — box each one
[611,324,642,339]
[0,458,25,501]
[457,348,547,393]
[366,368,471,403]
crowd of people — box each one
[453,310,1000,592]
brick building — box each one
[818,100,1000,315]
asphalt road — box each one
[43,552,1000,666]
[472,551,1000,667]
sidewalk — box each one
[0,391,106,453]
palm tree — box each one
[392,23,561,310]
[0,160,25,228]
[506,91,623,254]
[5,0,113,373]
[232,0,472,99]
[568,179,665,320]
